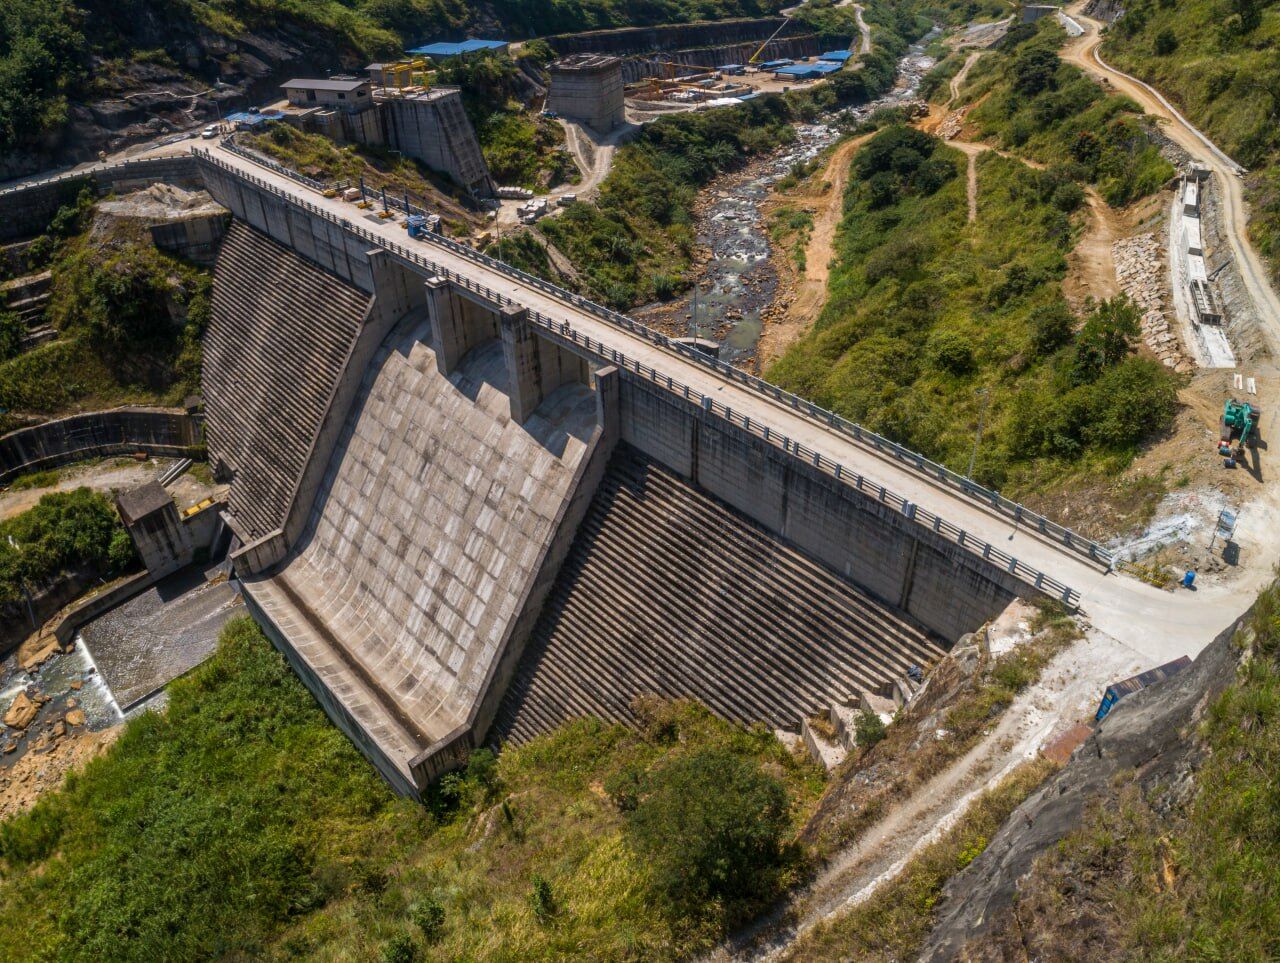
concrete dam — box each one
[196,143,1108,798]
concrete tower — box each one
[547,55,625,132]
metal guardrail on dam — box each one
[0,155,196,198]
[198,145,1090,606]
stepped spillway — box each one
[204,221,369,540]
[243,316,598,792]
[493,445,946,744]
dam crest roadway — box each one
[192,137,1276,794]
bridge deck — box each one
[201,143,1264,662]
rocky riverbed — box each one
[630,38,937,370]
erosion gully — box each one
[631,36,937,370]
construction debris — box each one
[1112,232,1193,371]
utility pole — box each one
[691,283,699,341]
[967,387,990,479]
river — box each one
[630,36,939,369]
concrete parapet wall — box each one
[618,374,1020,640]
[243,590,424,799]
[0,156,201,242]
[200,163,379,293]
[0,407,200,485]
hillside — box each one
[0,0,784,177]
[919,582,1278,960]
[1090,0,1280,283]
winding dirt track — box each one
[1063,3,1280,353]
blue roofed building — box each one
[408,39,509,58]
[818,50,853,62]
[773,61,842,80]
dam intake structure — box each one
[194,141,1121,797]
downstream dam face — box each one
[199,157,1028,798]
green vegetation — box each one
[435,53,578,192]
[0,487,134,605]
[0,0,784,155]
[962,23,1175,205]
[0,618,823,961]
[768,124,1179,494]
[1099,0,1280,282]
[780,759,1056,962]
[0,186,209,428]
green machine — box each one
[1219,398,1261,464]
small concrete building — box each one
[548,55,626,132]
[279,77,384,147]
[117,481,193,577]
[282,77,373,111]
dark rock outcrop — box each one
[918,613,1250,961]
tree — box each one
[854,709,887,748]
[1154,29,1178,55]
[1012,46,1059,98]
[625,749,790,907]
[1028,301,1075,357]
[928,331,975,376]
[1071,295,1141,384]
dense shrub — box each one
[625,748,791,909]
[0,487,135,604]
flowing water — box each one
[633,38,939,367]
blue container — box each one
[1182,570,1196,588]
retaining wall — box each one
[0,156,202,243]
[549,17,799,55]
[619,374,1021,641]
[0,407,201,485]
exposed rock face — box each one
[917,610,1248,961]
[5,21,362,180]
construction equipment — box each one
[1218,398,1261,464]
[748,16,793,64]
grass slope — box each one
[0,617,824,962]
[767,123,1178,495]
[1098,0,1280,284]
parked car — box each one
[201,124,221,139]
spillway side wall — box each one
[618,373,1021,641]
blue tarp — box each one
[819,50,853,62]
[408,39,507,57]
[758,59,793,69]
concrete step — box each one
[492,445,946,746]
[802,714,848,772]
[204,220,369,539]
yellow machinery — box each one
[371,59,429,91]
[748,16,793,64]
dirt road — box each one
[1063,3,1280,355]
[758,133,875,364]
